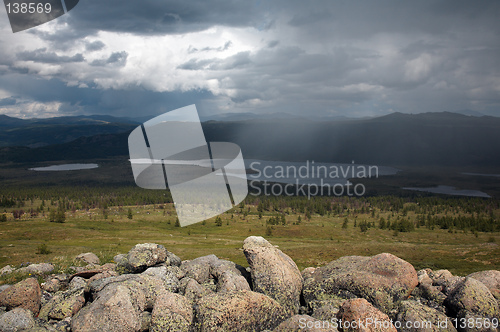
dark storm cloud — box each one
[85,40,105,52]
[17,48,84,63]
[0,97,17,106]
[90,51,128,67]
[2,0,500,118]
[31,0,264,42]
[0,73,214,118]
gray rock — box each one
[311,300,344,322]
[41,278,63,293]
[181,277,213,303]
[396,300,457,331]
[0,278,41,315]
[181,254,219,284]
[303,253,418,312]
[243,236,302,315]
[39,287,85,320]
[142,266,180,293]
[89,273,167,310]
[113,254,127,265]
[444,277,499,322]
[0,265,14,276]
[150,291,193,332]
[71,284,145,332]
[0,285,11,293]
[0,307,35,332]
[18,263,54,275]
[121,243,168,273]
[69,276,88,292]
[75,253,100,265]
[194,290,288,331]
[166,251,182,267]
[431,270,464,296]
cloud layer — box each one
[0,0,499,118]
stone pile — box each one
[0,236,498,331]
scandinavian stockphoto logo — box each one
[128,105,248,227]
[4,0,79,33]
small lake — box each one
[403,185,490,198]
[462,172,500,178]
[29,164,99,171]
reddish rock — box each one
[468,270,500,300]
[0,278,41,315]
[337,298,397,332]
[303,253,418,312]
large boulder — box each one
[396,300,456,332]
[468,270,500,301]
[71,284,145,332]
[243,236,302,315]
[89,273,167,310]
[194,290,288,331]
[150,291,193,332]
[273,314,338,331]
[337,298,397,332]
[444,277,499,325]
[303,253,418,312]
[75,252,100,265]
[0,278,41,315]
[0,307,35,332]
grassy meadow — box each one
[1,197,499,285]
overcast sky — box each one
[0,0,499,119]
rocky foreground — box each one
[0,236,499,331]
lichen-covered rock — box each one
[121,243,168,273]
[0,277,41,315]
[75,252,100,265]
[113,254,127,265]
[311,299,345,322]
[396,300,456,332]
[181,254,219,284]
[166,251,182,267]
[0,307,35,332]
[181,277,213,303]
[194,290,288,332]
[431,270,464,296]
[71,284,145,332]
[150,291,193,332]
[303,253,418,312]
[142,266,180,293]
[89,273,166,310]
[273,314,338,331]
[38,286,85,320]
[444,277,499,322]
[243,236,302,315]
[337,298,397,332]
[468,270,500,301]
[69,276,88,292]
[41,274,69,293]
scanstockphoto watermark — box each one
[248,161,379,199]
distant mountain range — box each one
[1,111,499,167]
